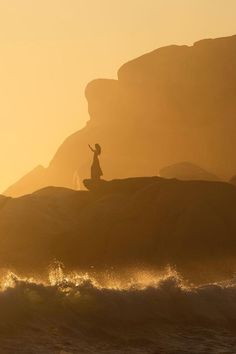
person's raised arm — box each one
[88,144,95,152]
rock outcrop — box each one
[5,35,236,197]
[1,177,236,281]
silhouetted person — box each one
[89,143,103,180]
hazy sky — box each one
[0,0,236,192]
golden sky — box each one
[0,0,236,192]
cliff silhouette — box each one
[5,35,236,197]
[1,177,236,282]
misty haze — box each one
[1,1,236,353]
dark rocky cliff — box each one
[1,177,236,282]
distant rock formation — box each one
[4,165,46,197]
[5,35,236,197]
[159,162,220,181]
[1,177,236,282]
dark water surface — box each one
[1,265,236,353]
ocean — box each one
[0,263,236,353]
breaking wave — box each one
[1,263,236,353]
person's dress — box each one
[91,152,103,180]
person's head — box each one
[95,143,101,155]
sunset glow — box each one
[1,0,236,191]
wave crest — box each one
[0,264,236,329]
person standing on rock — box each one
[88,143,103,180]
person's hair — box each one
[95,143,101,155]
